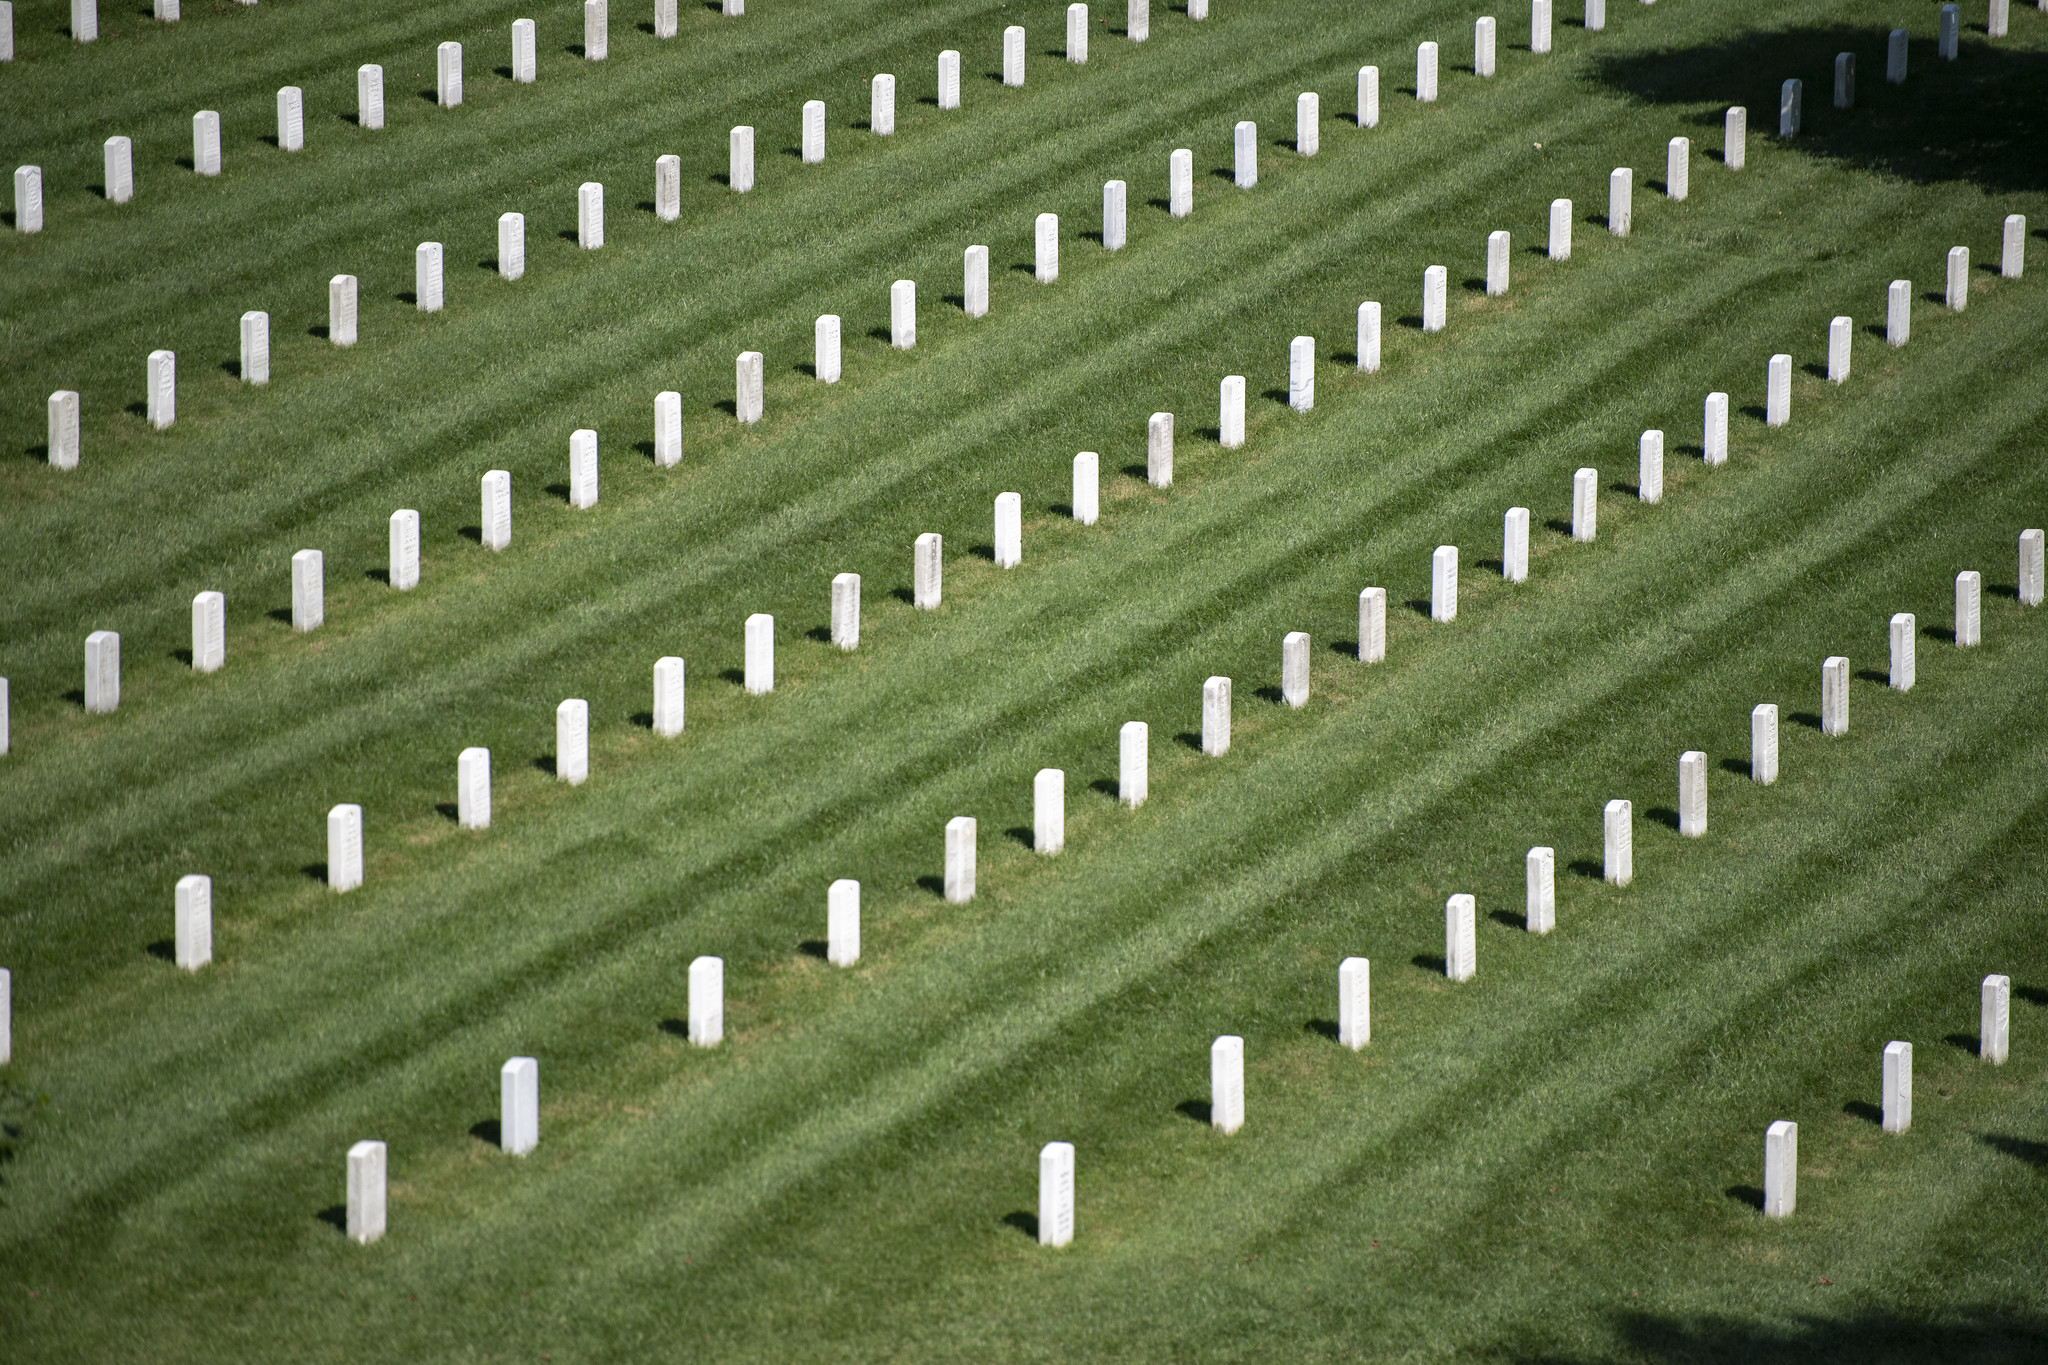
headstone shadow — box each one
[435,802,460,822]
[717,668,746,687]
[145,938,176,962]
[1327,639,1359,657]
[659,1017,689,1036]
[316,1204,349,1234]
[804,625,833,643]
[1566,858,1605,880]
[1304,1019,1340,1041]
[1724,1184,1764,1211]
[1720,757,1752,777]
[1853,668,1888,685]
[1487,909,1525,931]
[458,525,483,543]
[532,755,557,775]
[1175,1099,1211,1124]
[171,647,194,664]
[1646,806,1681,831]
[1403,598,1432,618]
[301,863,328,883]
[915,874,946,898]
[1412,953,1447,974]
[1252,685,1286,705]
[1922,624,1957,643]
[1978,1133,2048,1168]
[469,1118,502,1145]
[1004,826,1034,849]
[629,711,654,730]
[1173,731,1203,751]
[797,939,829,960]
[1943,1031,1980,1054]
[1088,777,1120,799]
[1001,1210,1039,1239]
[889,586,915,604]
[1842,1100,1883,1126]
[633,439,657,462]
[1788,711,1824,731]
[266,607,293,625]
[2016,984,2048,1007]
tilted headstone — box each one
[1821,655,1848,736]
[1526,847,1555,933]
[736,351,764,423]
[1604,799,1631,885]
[48,390,80,470]
[828,879,860,965]
[1572,468,1597,541]
[1211,1035,1244,1133]
[2020,528,2044,607]
[914,533,942,608]
[1751,703,1777,784]
[891,279,915,349]
[655,0,676,39]
[1417,41,1439,102]
[965,245,990,318]
[1148,412,1173,486]
[1828,316,1851,383]
[1297,92,1319,156]
[278,86,305,152]
[688,955,723,1046]
[1035,768,1065,853]
[1704,391,1728,464]
[1039,1143,1075,1246]
[482,470,512,550]
[655,389,682,464]
[1946,246,1969,311]
[1678,750,1706,836]
[1779,78,1800,137]
[457,746,490,828]
[498,212,525,280]
[292,549,324,631]
[995,491,1022,567]
[578,182,603,249]
[193,112,222,177]
[1639,429,1663,504]
[1882,1041,1912,1133]
[240,311,270,386]
[1359,588,1386,663]
[1073,451,1099,524]
[1504,506,1529,583]
[938,50,961,110]
[1103,180,1126,250]
[1887,28,1908,83]
[1067,3,1087,62]
[872,74,896,134]
[1120,720,1147,807]
[1834,51,1854,109]
[1766,353,1790,427]
[148,349,176,428]
[390,509,419,590]
[1549,198,1571,260]
[105,136,133,204]
[1003,25,1025,86]
[1981,974,2009,1064]
[358,65,385,130]
[1358,65,1380,128]
[730,126,755,192]
[656,155,681,221]
[569,428,597,509]
[438,41,463,108]
[502,1057,538,1154]
[175,874,212,970]
[944,816,976,902]
[417,241,445,312]
[1423,265,1447,332]
[1474,16,1495,77]
[584,0,606,61]
[1357,302,1382,372]
[1431,545,1458,622]
[1725,105,1746,170]
[1202,676,1231,755]
[1235,120,1257,188]
[1338,957,1371,1047]
[653,657,685,737]
[85,630,119,712]
[1289,336,1314,410]
[512,17,535,82]
[556,698,589,783]
[744,613,774,694]
[1445,894,1476,981]
[331,275,359,346]
[328,803,363,891]
[192,590,225,672]
[346,1141,386,1242]
[1608,167,1631,237]
[2003,214,2026,278]
[1486,231,1510,296]
[1220,376,1245,448]
[1891,613,1915,691]
[1956,570,1981,646]
[831,572,860,651]
[802,100,825,164]
[1763,1121,1796,1217]
[1036,212,1058,282]
[1128,0,1148,41]
[1170,148,1193,217]
[1887,279,1910,346]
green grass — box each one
[4,0,2048,1359]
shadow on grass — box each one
[1580,1304,2048,1362]
[316,1204,349,1234]
[145,939,176,963]
[1843,1100,1883,1126]
[797,940,829,960]
[1001,1210,1039,1239]
[469,1119,501,1145]
[1176,1099,1211,1125]
[1979,1134,2048,1168]
[1305,1019,1340,1041]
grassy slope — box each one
[2,0,2046,1359]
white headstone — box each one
[938,50,961,110]
[48,389,80,470]
[358,64,385,130]
[828,879,860,965]
[1725,105,1746,170]
[1170,148,1193,217]
[1832,51,1855,111]
[1035,767,1065,853]
[1532,0,1551,52]
[744,613,774,693]
[1432,546,1458,622]
[328,803,363,891]
[1638,429,1662,503]
[346,1140,386,1242]
[1882,278,1912,347]
[1956,569,1981,646]
[1357,302,1381,373]
[736,351,764,422]
[655,0,676,38]
[1939,3,1958,58]
[189,112,223,178]
[723,0,741,13]
[994,491,1022,567]
[964,244,990,318]
[389,507,421,590]
[331,274,359,346]
[1608,167,1631,237]
[730,126,755,192]
[1822,314,1853,384]
[556,698,589,782]
[1202,676,1231,755]
[1,679,8,755]
[1036,212,1059,282]
[1662,136,1689,201]
[1417,41,1439,101]
[105,135,133,204]
[1526,846,1555,933]
[1475,16,1496,77]
[491,211,523,281]
[292,549,324,631]
[458,746,490,828]
[482,469,512,550]
[1763,1121,1796,1217]
[240,311,270,385]
[1981,974,2009,1063]
[577,182,604,249]
[944,815,976,901]
[1990,0,2009,37]
[1003,25,1025,86]
[802,100,825,164]
[512,17,535,82]
[653,656,685,737]
[1483,230,1510,297]
[1779,78,1801,137]
[1536,200,1568,265]
[2021,529,2044,607]
[1585,0,1604,31]
[655,154,681,221]
[688,955,723,1046]
[1102,180,1126,250]
[1572,468,1597,542]
[1067,3,1088,62]
[73,0,97,38]
[1358,65,1380,128]
[1445,893,1476,981]
[2001,213,2026,278]
[1188,0,1206,15]
[1946,246,1969,311]
[1128,0,1148,41]
[1073,451,1099,524]
[1119,720,1147,807]
[814,315,841,384]
[1423,264,1447,332]
[417,241,445,312]
[0,0,12,56]
[584,0,606,60]
[1338,957,1370,1046]
[1677,750,1706,836]
[148,349,176,429]
[1211,1035,1244,1133]
[1766,353,1790,427]
[871,73,896,135]
[1703,391,1728,464]
[1881,1041,1912,1133]
[502,1057,538,1154]
[1281,631,1310,708]
[1887,29,1908,83]
[1504,506,1529,583]
[1603,798,1631,885]
[192,590,225,672]
[655,390,682,464]
[1297,93,1319,157]
[1821,655,1848,736]
[1358,587,1386,663]
[1751,703,1777,784]
[1220,376,1246,447]
[0,968,10,1066]
[831,572,860,650]
[438,41,463,108]
[569,428,598,509]
[175,873,212,970]
[277,85,305,153]
[891,279,915,349]
[1038,1142,1075,1246]
[1889,612,1915,690]
[914,532,942,608]
[1288,335,1316,410]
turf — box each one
[3,0,2048,1359]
